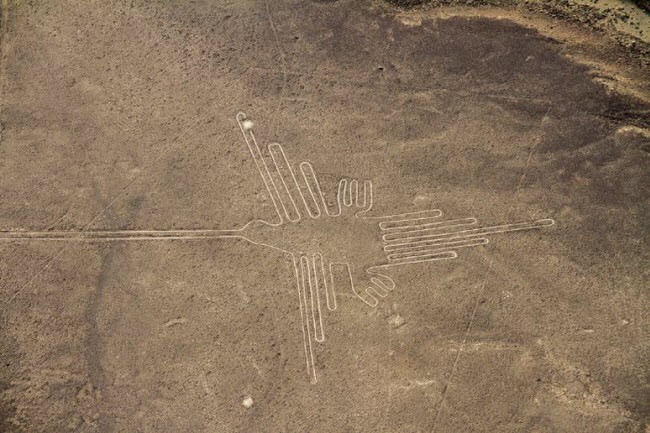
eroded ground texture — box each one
[0,0,648,432]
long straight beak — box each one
[0,229,243,241]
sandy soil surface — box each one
[0,0,648,432]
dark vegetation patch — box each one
[382,0,650,65]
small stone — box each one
[388,314,406,329]
[242,396,253,408]
[242,120,254,131]
[163,318,187,328]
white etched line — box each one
[370,273,395,291]
[313,254,336,311]
[292,257,314,383]
[349,179,359,206]
[333,262,378,307]
[386,239,488,260]
[300,257,315,337]
[269,143,320,219]
[246,129,297,222]
[237,113,286,223]
[237,112,284,222]
[388,249,456,261]
[380,216,453,232]
[367,285,387,298]
[0,229,243,241]
[0,236,243,242]
[385,237,489,253]
[384,219,555,246]
[356,181,366,208]
[382,218,478,239]
[359,180,373,213]
[296,256,317,384]
[267,149,301,223]
[325,261,339,311]
[370,277,389,296]
[309,254,325,343]
[330,179,344,216]
[297,162,324,218]
[341,179,352,207]
[383,251,458,266]
[360,181,371,209]
[329,180,345,216]
[376,210,443,228]
[268,143,302,221]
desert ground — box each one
[0,0,648,432]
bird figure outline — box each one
[1,112,555,384]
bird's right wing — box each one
[236,112,330,224]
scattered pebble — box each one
[398,16,422,27]
[242,396,253,408]
[163,318,187,328]
[388,314,406,329]
[412,194,431,206]
[616,125,650,138]
[242,120,254,131]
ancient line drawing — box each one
[1,112,555,384]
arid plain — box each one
[0,0,648,432]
